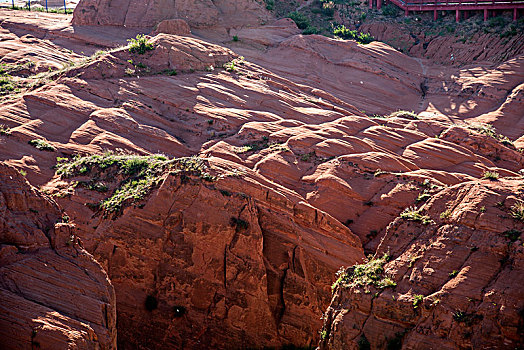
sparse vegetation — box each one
[223,56,245,72]
[467,122,514,147]
[0,124,11,136]
[264,0,275,11]
[332,25,374,44]
[55,152,216,215]
[388,110,419,120]
[452,310,479,326]
[502,229,521,242]
[400,206,433,224]
[333,253,396,290]
[287,11,311,30]
[416,193,431,203]
[412,294,424,308]
[28,139,56,152]
[234,137,288,155]
[128,34,155,54]
[510,201,524,222]
[440,209,452,220]
[449,270,459,278]
[482,171,499,180]
[0,74,19,95]
[382,4,400,17]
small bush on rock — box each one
[128,34,155,54]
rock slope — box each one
[72,0,270,28]
[0,164,117,349]
[320,178,524,349]
[1,7,523,349]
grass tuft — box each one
[482,171,499,180]
[400,206,434,224]
[510,201,524,222]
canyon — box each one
[0,0,523,348]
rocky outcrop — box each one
[44,155,364,348]
[320,179,524,349]
[1,8,524,349]
[152,19,191,36]
[72,0,270,28]
[0,164,117,349]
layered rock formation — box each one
[72,0,270,28]
[320,178,524,349]
[1,5,523,349]
[0,164,117,349]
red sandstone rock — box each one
[152,19,191,36]
[0,164,117,349]
[0,7,523,350]
[72,0,270,28]
[320,179,524,349]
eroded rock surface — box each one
[1,7,523,349]
[0,164,117,349]
[320,179,524,349]
[72,0,270,28]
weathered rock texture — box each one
[72,0,270,28]
[0,164,117,349]
[1,7,523,350]
[320,179,524,349]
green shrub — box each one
[400,206,434,224]
[0,74,18,95]
[322,3,335,17]
[440,209,452,220]
[232,35,239,42]
[333,253,396,290]
[303,26,321,35]
[29,139,56,152]
[264,0,274,10]
[482,171,499,180]
[382,4,399,16]
[230,217,249,232]
[412,294,424,308]
[510,201,524,222]
[287,11,311,30]
[452,310,479,326]
[128,34,155,54]
[488,16,507,27]
[223,56,245,73]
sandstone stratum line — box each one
[0,0,522,349]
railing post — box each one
[378,0,382,10]
[434,9,437,20]
[12,0,14,9]
[46,0,48,12]
[28,0,30,11]
[64,0,67,13]
[455,9,459,22]
[514,8,517,21]
[484,8,488,21]
[369,0,373,9]
[405,8,409,16]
